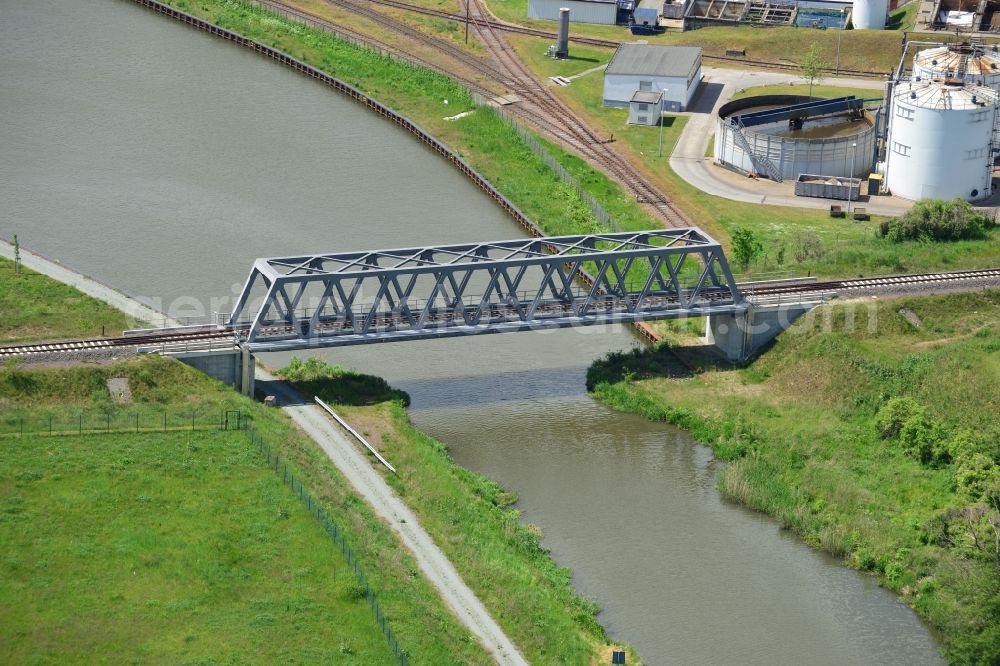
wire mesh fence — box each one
[494,108,623,232]
[0,405,247,437]
[247,425,409,665]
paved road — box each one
[667,68,916,216]
[261,371,530,666]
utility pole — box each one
[657,91,664,157]
[465,0,470,44]
[848,142,857,215]
[13,234,21,276]
[836,8,845,75]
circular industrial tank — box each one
[885,79,998,202]
[913,43,1000,91]
[714,95,876,181]
[852,0,888,29]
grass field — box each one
[0,430,396,665]
[588,290,1000,664]
[729,83,885,101]
[0,258,136,344]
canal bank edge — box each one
[586,294,1000,664]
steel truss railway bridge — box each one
[228,229,748,352]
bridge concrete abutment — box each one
[167,346,256,397]
[706,298,827,362]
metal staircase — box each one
[732,119,784,182]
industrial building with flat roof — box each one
[527,0,619,23]
[603,44,703,111]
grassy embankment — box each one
[587,290,1000,664]
[0,257,136,343]
[508,37,1000,279]
[0,354,497,664]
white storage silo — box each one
[852,0,888,29]
[913,44,1000,92]
[885,79,998,202]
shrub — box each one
[955,454,1000,508]
[878,198,995,242]
[730,227,763,271]
[874,396,922,439]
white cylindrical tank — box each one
[885,79,998,202]
[913,44,1000,92]
[852,0,888,29]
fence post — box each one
[135,413,139,433]
[191,413,195,431]
[106,413,110,433]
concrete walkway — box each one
[3,239,527,665]
[0,239,179,328]
[260,373,529,666]
[667,68,917,216]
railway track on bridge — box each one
[3,268,998,360]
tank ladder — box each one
[732,119,784,182]
[988,104,1000,195]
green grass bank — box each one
[587,290,1000,664]
[0,257,134,344]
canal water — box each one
[0,1,943,662]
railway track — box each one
[459,0,690,226]
[366,0,887,78]
[742,267,1000,297]
[3,268,998,359]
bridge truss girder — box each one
[228,229,745,352]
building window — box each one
[638,103,649,112]
[966,147,988,159]
[639,80,652,91]
[892,142,911,156]
[638,115,648,124]
[895,106,914,119]
[970,110,989,122]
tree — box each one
[730,227,763,271]
[13,234,21,276]
[800,43,828,98]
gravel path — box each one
[0,240,179,329]
[260,369,529,666]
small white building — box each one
[628,90,663,125]
[527,0,618,24]
[603,44,703,111]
